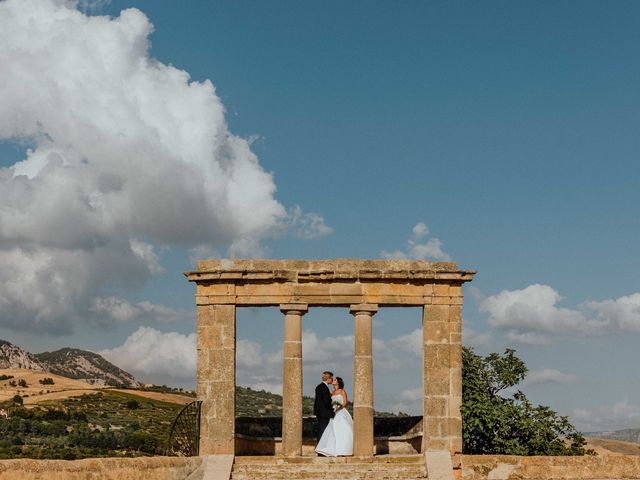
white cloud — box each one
[390,328,422,357]
[236,339,282,393]
[480,284,606,345]
[585,293,640,334]
[481,284,640,345]
[0,0,325,333]
[572,399,640,432]
[90,297,191,324]
[412,222,429,238]
[463,327,491,349]
[100,327,196,383]
[188,245,221,265]
[380,222,451,261]
[467,285,487,304]
[289,205,333,240]
[389,387,422,415]
[521,368,577,387]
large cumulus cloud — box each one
[480,284,640,344]
[0,0,327,333]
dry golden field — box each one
[0,368,101,404]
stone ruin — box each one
[185,259,476,462]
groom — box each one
[314,370,335,443]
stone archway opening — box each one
[235,307,283,409]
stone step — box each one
[231,463,426,479]
[233,464,426,470]
[231,473,426,480]
[231,455,427,480]
[232,476,426,480]
[232,468,426,476]
[234,455,424,465]
[231,476,427,480]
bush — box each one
[39,377,55,385]
[17,379,27,388]
[12,395,23,406]
[462,347,591,455]
[125,400,140,410]
[0,375,14,381]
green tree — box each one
[12,395,23,406]
[462,347,591,455]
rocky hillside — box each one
[0,340,140,387]
[0,340,44,371]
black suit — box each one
[314,382,335,442]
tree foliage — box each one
[462,346,591,455]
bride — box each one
[315,376,353,456]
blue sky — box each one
[0,0,639,431]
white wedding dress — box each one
[315,394,353,456]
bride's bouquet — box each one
[332,400,342,412]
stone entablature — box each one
[185,259,476,460]
[187,259,475,307]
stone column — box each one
[280,304,308,457]
[197,304,236,455]
[422,290,463,455]
[350,303,378,457]
[449,287,464,457]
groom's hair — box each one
[322,371,334,379]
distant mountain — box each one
[591,428,640,444]
[0,340,44,371]
[0,339,140,387]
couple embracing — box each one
[313,371,353,456]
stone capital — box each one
[279,303,308,315]
[349,303,378,316]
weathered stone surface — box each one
[193,454,233,480]
[351,305,377,457]
[0,457,201,480]
[426,450,455,480]
[231,455,427,480]
[198,304,236,455]
[280,305,307,457]
[462,454,640,480]
[187,259,475,307]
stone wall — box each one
[234,416,424,455]
[462,454,640,480]
[0,456,202,480]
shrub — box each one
[462,347,591,455]
[39,377,55,385]
[12,395,23,406]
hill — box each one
[586,436,640,456]
[0,340,44,371]
[35,347,140,387]
[590,428,640,445]
[0,340,140,387]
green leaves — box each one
[462,346,591,456]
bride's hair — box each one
[336,377,344,389]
